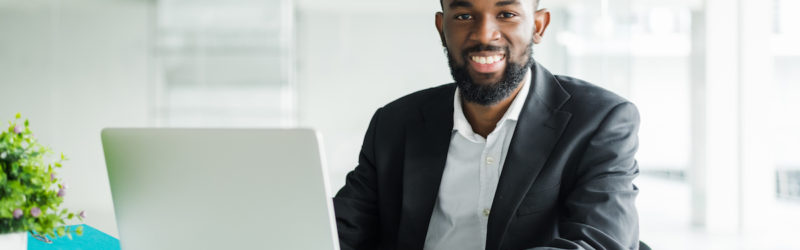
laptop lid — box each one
[101,128,339,250]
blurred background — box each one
[0,0,798,248]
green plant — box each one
[0,113,84,240]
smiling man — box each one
[333,0,641,249]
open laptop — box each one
[101,128,340,250]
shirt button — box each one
[483,208,491,217]
[486,156,495,165]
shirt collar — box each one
[452,71,532,138]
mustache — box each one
[462,44,507,55]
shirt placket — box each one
[486,129,503,218]
[477,138,489,245]
[479,132,500,245]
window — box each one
[153,0,295,127]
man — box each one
[333,0,640,249]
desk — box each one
[28,224,120,250]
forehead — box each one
[440,0,535,10]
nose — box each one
[470,15,501,44]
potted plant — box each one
[0,113,84,249]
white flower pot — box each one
[0,232,27,250]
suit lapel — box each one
[485,63,573,250]
[397,84,456,250]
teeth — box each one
[471,55,503,64]
[492,55,502,63]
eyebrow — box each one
[496,0,519,7]
[448,0,520,9]
[449,0,472,9]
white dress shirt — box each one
[423,72,532,250]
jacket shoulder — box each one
[554,75,631,109]
[381,83,454,113]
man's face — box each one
[436,0,549,105]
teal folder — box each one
[27,224,120,250]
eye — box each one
[499,12,516,18]
[455,14,472,20]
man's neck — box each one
[462,70,531,138]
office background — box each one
[0,0,798,249]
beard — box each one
[446,41,534,106]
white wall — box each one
[294,4,453,191]
[0,0,152,237]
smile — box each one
[470,55,504,64]
[467,53,506,73]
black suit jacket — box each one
[334,62,640,250]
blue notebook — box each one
[27,224,120,250]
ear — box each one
[435,12,447,47]
[532,8,550,44]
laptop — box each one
[101,128,340,250]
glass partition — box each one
[153,0,295,127]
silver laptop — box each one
[101,128,340,250]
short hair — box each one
[439,0,541,10]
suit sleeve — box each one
[333,108,382,250]
[534,102,641,250]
